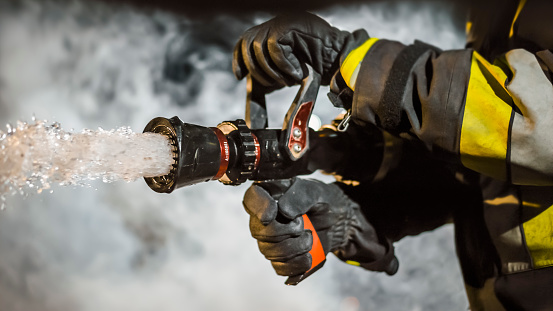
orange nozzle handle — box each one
[285,214,326,285]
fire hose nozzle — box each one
[143,114,386,193]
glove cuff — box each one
[335,236,399,276]
[331,202,399,275]
[329,30,374,108]
[357,237,399,275]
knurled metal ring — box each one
[217,119,259,185]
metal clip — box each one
[337,110,352,132]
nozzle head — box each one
[143,117,179,193]
[144,116,225,192]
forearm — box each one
[345,38,553,185]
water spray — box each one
[0,118,174,207]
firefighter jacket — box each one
[338,0,553,309]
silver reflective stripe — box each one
[506,49,553,185]
[483,193,532,274]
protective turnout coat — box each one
[338,0,553,309]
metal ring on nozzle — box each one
[143,117,179,193]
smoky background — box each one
[0,0,468,310]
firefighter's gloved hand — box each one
[233,12,369,91]
[243,178,399,277]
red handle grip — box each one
[285,214,326,285]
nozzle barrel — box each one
[143,117,223,193]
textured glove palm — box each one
[232,12,369,91]
[243,178,398,277]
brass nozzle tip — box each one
[143,117,179,193]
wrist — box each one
[357,237,399,275]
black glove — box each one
[233,12,369,91]
[243,178,399,277]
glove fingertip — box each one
[268,40,304,84]
[260,200,278,225]
[243,185,278,224]
[291,69,304,83]
[271,254,312,277]
[385,257,399,276]
[232,41,248,80]
[232,62,247,80]
[352,29,370,42]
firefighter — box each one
[234,1,553,309]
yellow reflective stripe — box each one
[473,52,511,95]
[460,52,512,180]
[523,204,553,268]
[345,260,361,267]
[340,38,379,90]
[484,194,518,206]
[484,195,540,208]
[465,21,472,35]
[509,0,527,38]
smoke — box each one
[0,1,468,310]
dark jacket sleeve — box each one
[344,38,553,186]
[337,130,481,242]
